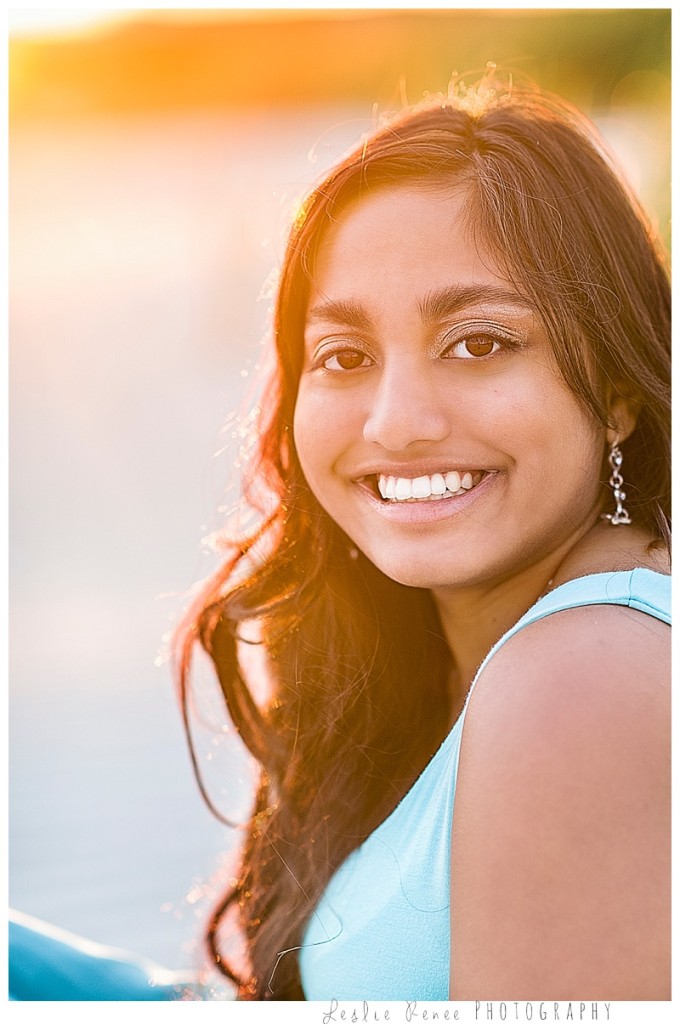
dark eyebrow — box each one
[305,298,372,331]
[418,284,535,322]
[305,286,535,332]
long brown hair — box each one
[176,79,670,999]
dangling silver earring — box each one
[601,442,632,525]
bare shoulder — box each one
[449,603,671,999]
[468,600,670,741]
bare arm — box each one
[449,604,670,999]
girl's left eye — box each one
[444,336,502,359]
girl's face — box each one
[293,184,607,593]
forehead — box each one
[308,182,510,302]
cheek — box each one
[488,374,602,469]
[292,386,343,487]
[515,385,603,488]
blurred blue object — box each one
[8,908,215,1001]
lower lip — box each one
[355,472,499,524]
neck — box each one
[433,560,557,692]
[432,511,601,691]
[432,518,667,694]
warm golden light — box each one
[9,8,125,39]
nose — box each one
[362,362,451,450]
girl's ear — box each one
[605,382,641,446]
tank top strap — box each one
[461,567,671,717]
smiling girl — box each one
[179,76,670,1000]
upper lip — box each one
[351,460,494,480]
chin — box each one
[359,549,471,591]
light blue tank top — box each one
[299,568,671,1001]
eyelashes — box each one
[308,326,523,373]
[318,348,373,372]
[306,337,373,373]
[440,322,525,360]
[442,335,502,360]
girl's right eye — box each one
[318,348,372,372]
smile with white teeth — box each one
[376,470,484,502]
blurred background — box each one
[9,5,671,978]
